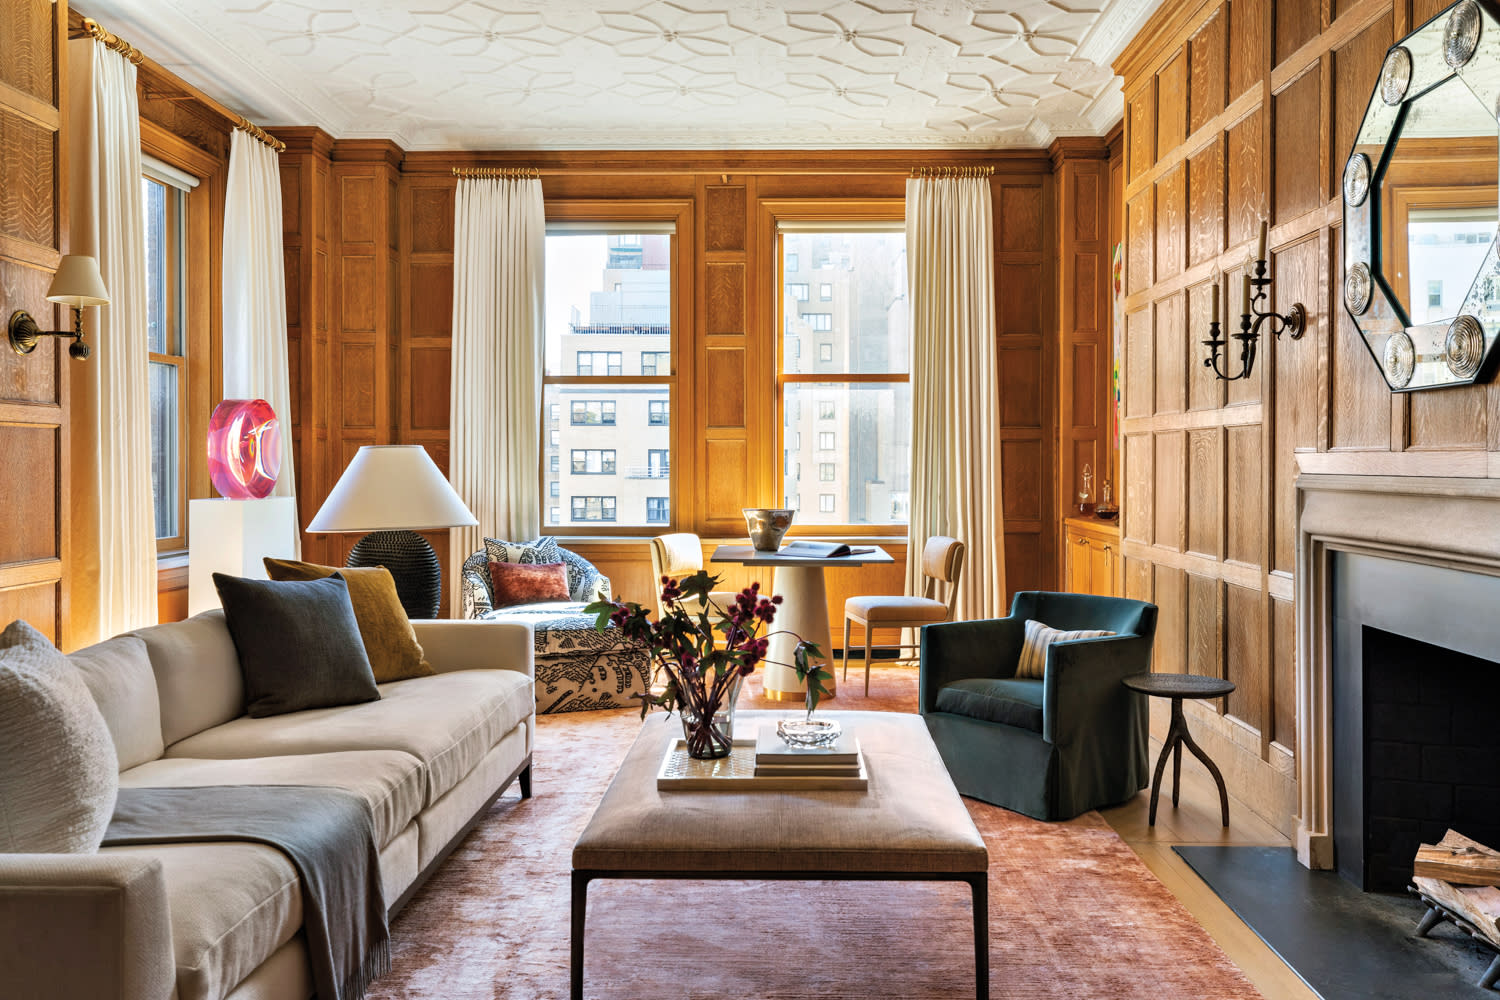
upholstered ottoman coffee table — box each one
[571,710,990,999]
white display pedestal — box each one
[187,497,300,616]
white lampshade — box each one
[46,255,110,308]
[309,445,477,533]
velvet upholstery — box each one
[919,591,1157,821]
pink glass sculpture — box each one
[207,398,281,499]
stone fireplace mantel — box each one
[1295,473,1500,870]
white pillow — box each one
[1014,618,1115,679]
[0,620,119,852]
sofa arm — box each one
[1042,633,1152,747]
[411,619,534,679]
[918,617,1025,714]
[0,853,174,1000]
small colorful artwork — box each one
[207,398,281,499]
[1111,242,1124,454]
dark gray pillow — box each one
[211,573,380,718]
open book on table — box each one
[778,540,878,558]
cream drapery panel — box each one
[223,128,300,556]
[67,38,157,643]
[447,177,545,614]
[904,176,1006,621]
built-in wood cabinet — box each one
[1064,517,1119,598]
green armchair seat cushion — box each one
[933,678,1044,733]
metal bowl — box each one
[742,507,795,552]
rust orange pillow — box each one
[488,561,569,608]
[262,558,433,682]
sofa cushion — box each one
[120,750,425,850]
[212,573,381,717]
[488,560,570,608]
[163,670,533,806]
[130,610,244,747]
[262,559,433,683]
[102,841,300,1000]
[934,677,1045,733]
[69,633,165,770]
[1015,618,1114,679]
[0,620,119,853]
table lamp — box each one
[308,445,478,619]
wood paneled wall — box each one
[1116,0,1497,832]
[0,0,69,644]
[281,148,1095,627]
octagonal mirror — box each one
[1344,0,1500,390]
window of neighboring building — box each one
[789,283,809,301]
[576,351,622,376]
[550,507,560,524]
[571,496,617,522]
[143,170,190,549]
[1428,280,1443,311]
[549,403,560,421]
[550,429,560,446]
[571,449,617,474]
[778,226,910,527]
[544,227,676,530]
[786,252,799,273]
[570,400,616,425]
[647,497,669,523]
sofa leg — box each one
[519,764,532,799]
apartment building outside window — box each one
[779,226,911,527]
[544,227,675,529]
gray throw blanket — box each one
[103,785,390,1000]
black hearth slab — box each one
[1175,845,1495,1000]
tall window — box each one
[779,228,910,526]
[143,168,190,548]
[544,229,674,529]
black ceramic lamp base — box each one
[347,529,441,620]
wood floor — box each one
[1099,737,1320,1000]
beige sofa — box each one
[0,610,534,1000]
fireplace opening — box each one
[1355,627,1500,892]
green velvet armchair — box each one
[919,591,1158,821]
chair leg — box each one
[864,624,874,696]
[842,617,852,682]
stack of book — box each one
[753,727,863,778]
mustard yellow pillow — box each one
[262,559,434,682]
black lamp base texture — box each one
[347,530,441,620]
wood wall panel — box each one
[407,347,450,431]
[408,262,452,337]
[705,262,744,335]
[704,185,745,253]
[1154,164,1185,281]
[999,344,1042,426]
[1002,439,1041,521]
[704,348,745,428]
[1116,0,1500,833]
[1153,563,1186,674]
[0,0,66,642]
[1154,430,1185,550]
[1156,50,1189,157]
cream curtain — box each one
[223,128,300,556]
[447,177,545,614]
[67,38,157,643]
[904,176,1006,621]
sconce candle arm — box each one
[1201,255,1307,381]
[8,306,92,360]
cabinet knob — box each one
[1076,537,1089,545]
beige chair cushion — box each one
[120,750,425,850]
[69,634,165,771]
[0,621,119,853]
[844,595,949,624]
[162,669,533,806]
[129,611,244,747]
[1014,619,1115,679]
[102,842,300,1000]
[650,533,704,579]
[921,536,964,582]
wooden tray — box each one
[656,737,868,791]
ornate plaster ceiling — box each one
[77,0,1161,150]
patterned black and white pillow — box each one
[483,535,561,569]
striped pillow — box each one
[1014,619,1115,679]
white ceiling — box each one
[78,0,1162,150]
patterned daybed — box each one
[461,537,650,714]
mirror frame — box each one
[1344,0,1500,391]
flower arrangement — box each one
[587,570,829,759]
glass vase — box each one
[679,674,743,759]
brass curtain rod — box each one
[909,165,995,178]
[81,17,285,153]
[452,167,541,179]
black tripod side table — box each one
[1122,672,1236,827]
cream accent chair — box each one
[649,533,739,619]
[842,536,966,695]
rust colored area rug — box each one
[370,665,1262,1000]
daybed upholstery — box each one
[0,611,534,1000]
[462,543,650,713]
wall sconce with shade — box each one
[1201,221,1308,380]
[308,445,478,619]
[8,255,110,360]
